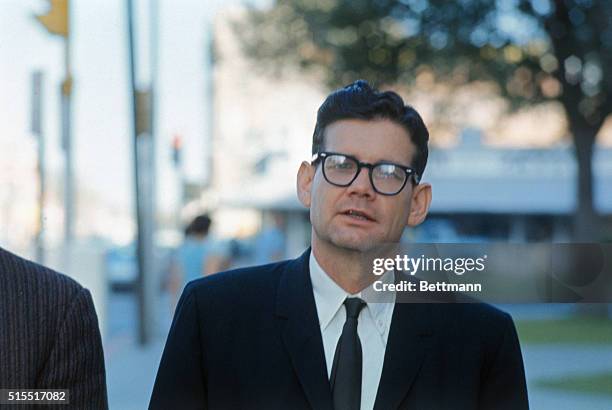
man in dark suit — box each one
[0,246,108,409]
[150,80,528,409]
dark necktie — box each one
[330,297,366,410]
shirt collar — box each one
[309,251,394,335]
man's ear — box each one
[407,182,432,227]
[296,161,314,208]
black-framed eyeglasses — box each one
[311,151,420,196]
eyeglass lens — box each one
[323,154,407,194]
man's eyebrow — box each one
[325,150,412,166]
[377,157,411,165]
[365,156,413,167]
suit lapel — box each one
[276,249,334,410]
[373,302,435,410]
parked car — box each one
[105,243,173,292]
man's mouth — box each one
[342,209,375,222]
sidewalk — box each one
[105,334,166,410]
[104,292,172,410]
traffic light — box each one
[135,90,152,136]
[35,0,69,37]
[172,134,182,167]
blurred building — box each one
[200,7,612,260]
[0,137,134,253]
[200,6,325,257]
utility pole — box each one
[62,32,74,245]
[203,26,215,190]
[31,71,46,264]
[172,133,184,230]
[127,0,158,345]
[34,0,74,245]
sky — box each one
[0,0,249,218]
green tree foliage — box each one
[237,0,612,240]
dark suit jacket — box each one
[0,247,108,409]
[150,249,528,409]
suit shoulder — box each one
[184,259,291,302]
[448,302,515,337]
[458,302,511,319]
[0,247,92,342]
[0,247,85,299]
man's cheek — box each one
[314,190,330,218]
[312,197,327,226]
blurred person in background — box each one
[253,211,286,264]
[0,246,108,408]
[167,214,230,309]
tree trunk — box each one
[571,126,599,242]
[570,126,608,317]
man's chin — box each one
[313,225,386,253]
[330,235,381,253]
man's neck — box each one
[311,239,376,294]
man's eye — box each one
[375,165,403,179]
[329,158,355,169]
[379,172,401,180]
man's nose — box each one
[347,167,375,197]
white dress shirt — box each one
[309,252,395,410]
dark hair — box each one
[185,214,212,237]
[312,80,429,178]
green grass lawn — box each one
[516,318,612,397]
[515,318,612,344]
[536,372,612,397]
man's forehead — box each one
[323,118,415,164]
